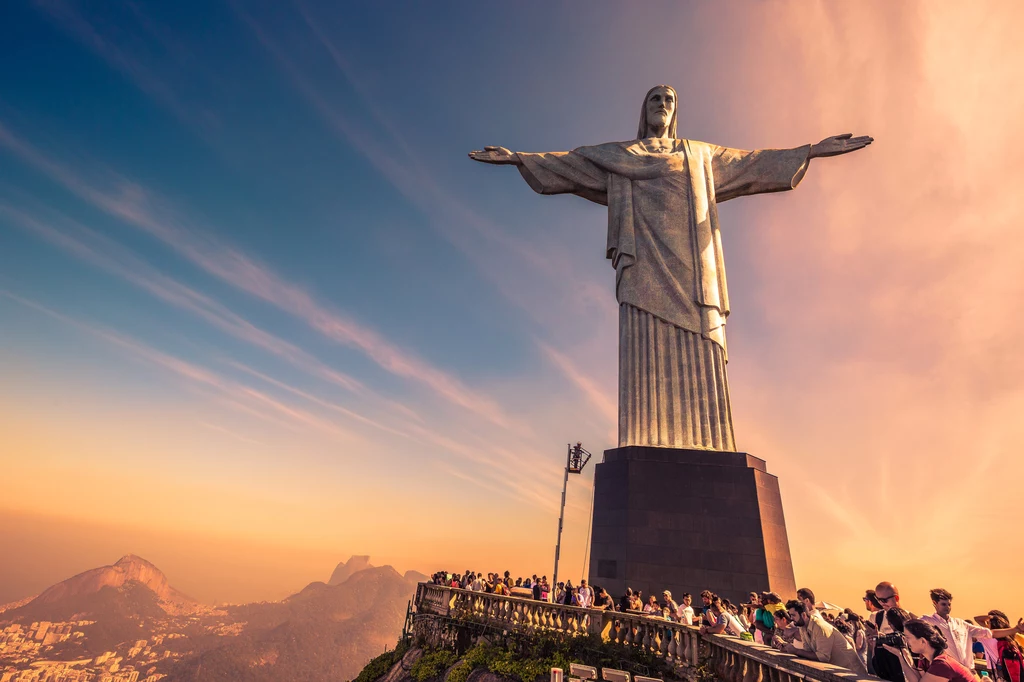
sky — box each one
[1,0,1023,622]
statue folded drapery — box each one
[516,139,809,450]
[469,84,871,452]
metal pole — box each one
[551,444,571,602]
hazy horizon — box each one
[3,0,1024,626]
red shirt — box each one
[922,653,975,682]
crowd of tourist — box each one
[429,572,1024,682]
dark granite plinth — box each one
[587,446,796,605]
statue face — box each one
[645,86,676,132]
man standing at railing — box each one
[700,591,717,627]
[577,580,594,609]
[662,591,680,619]
[677,593,696,626]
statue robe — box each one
[517,139,810,451]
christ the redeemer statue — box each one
[470,85,872,452]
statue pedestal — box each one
[587,446,796,604]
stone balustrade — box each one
[413,584,876,682]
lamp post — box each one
[551,442,592,602]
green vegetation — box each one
[352,640,411,682]
[412,630,673,682]
[411,650,459,682]
[354,626,684,682]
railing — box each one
[414,584,876,682]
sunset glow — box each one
[2,0,1023,627]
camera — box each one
[878,632,906,649]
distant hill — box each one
[328,555,373,586]
[26,554,195,612]
[0,555,199,657]
[165,565,418,682]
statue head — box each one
[637,85,678,140]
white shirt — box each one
[577,586,594,608]
[725,613,746,636]
[921,612,991,669]
[878,610,894,635]
[677,605,695,625]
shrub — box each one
[351,640,411,682]
[353,649,399,682]
[411,649,459,682]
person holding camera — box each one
[875,582,917,682]
[781,600,868,674]
[881,619,976,682]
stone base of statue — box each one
[586,446,796,605]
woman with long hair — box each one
[985,611,1024,682]
[881,619,975,682]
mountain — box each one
[165,565,419,682]
[0,554,202,659]
[29,554,195,612]
[403,570,429,583]
[328,555,373,586]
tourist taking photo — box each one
[881,619,976,682]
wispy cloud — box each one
[224,360,404,438]
[0,201,364,399]
[0,120,512,429]
[198,421,266,447]
[538,341,616,428]
[0,291,357,444]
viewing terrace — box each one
[413,584,876,682]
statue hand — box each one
[809,133,874,158]
[468,146,521,165]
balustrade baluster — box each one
[742,657,760,682]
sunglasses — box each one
[877,595,896,603]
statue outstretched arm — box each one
[469,145,608,206]
[808,133,873,158]
[711,133,871,203]
[468,146,522,166]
